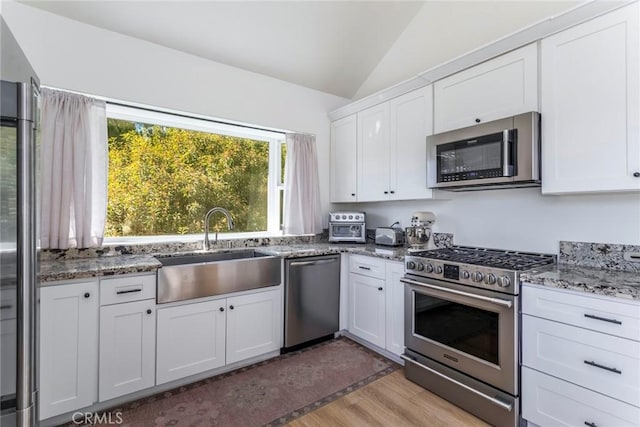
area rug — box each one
[88,337,399,427]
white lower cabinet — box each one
[226,289,281,364]
[522,367,640,427]
[349,272,386,348]
[156,299,227,385]
[99,300,156,401]
[384,262,405,357]
[39,281,99,420]
[348,256,405,358]
[522,283,640,427]
[156,288,282,385]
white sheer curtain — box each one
[283,133,322,235]
[40,88,108,249]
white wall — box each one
[337,188,640,254]
[1,1,349,221]
[353,1,580,99]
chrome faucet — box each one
[204,207,234,250]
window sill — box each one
[102,231,311,246]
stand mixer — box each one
[405,211,436,251]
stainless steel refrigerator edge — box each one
[1,17,40,427]
[283,255,340,350]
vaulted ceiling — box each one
[19,1,579,99]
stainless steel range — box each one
[400,246,555,427]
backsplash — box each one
[559,241,640,272]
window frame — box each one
[105,104,285,242]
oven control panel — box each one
[404,256,517,294]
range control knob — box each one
[472,272,484,282]
[461,270,470,280]
[417,263,425,271]
[425,264,434,273]
[435,265,443,274]
[484,273,497,285]
[497,276,512,288]
[406,261,416,270]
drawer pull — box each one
[116,288,143,295]
[358,266,371,271]
[585,422,598,427]
[584,313,622,325]
[0,305,12,310]
[584,360,622,374]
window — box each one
[105,105,285,240]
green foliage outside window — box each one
[106,119,269,237]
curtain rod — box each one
[42,85,290,137]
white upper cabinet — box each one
[354,85,434,202]
[541,3,640,194]
[389,86,434,201]
[434,43,538,133]
[330,114,358,202]
[357,103,391,202]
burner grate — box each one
[410,246,555,271]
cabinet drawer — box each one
[349,255,386,279]
[522,284,640,341]
[523,315,640,406]
[100,274,156,306]
[522,367,640,427]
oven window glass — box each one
[414,292,499,365]
[440,141,502,174]
[332,224,361,237]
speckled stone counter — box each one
[256,243,409,261]
[520,263,640,301]
[39,255,162,284]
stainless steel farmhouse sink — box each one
[156,249,281,304]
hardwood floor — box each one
[287,370,490,427]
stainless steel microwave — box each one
[427,112,541,191]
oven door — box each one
[328,223,364,242]
[401,276,518,395]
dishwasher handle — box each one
[289,258,338,267]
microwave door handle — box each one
[502,129,512,177]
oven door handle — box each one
[400,278,513,308]
[401,354,514,412]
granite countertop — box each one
[256,243,408,261]
[520,263,640,301]
[37,243,410,283]
[39,255,162,283]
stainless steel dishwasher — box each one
[283,254,341,351]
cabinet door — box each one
[330,114,358,202]
[226,289,282,364]
[541,3,640,194]
[384,262,405,357]
[348,273,386,348]
[389,86,434,201]
[156,299,226,385]
[434,43,538,133]
[99,300,156,402]
[40,281,98,420]
[357,103,391,202]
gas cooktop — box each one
[409,246,556,271]
[404,245,556,295]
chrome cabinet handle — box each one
[584,313,622,325]
[401,354,513,412]
[116,288,143,295]
[584,360,622,374]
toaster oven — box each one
[328,212,366,243]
